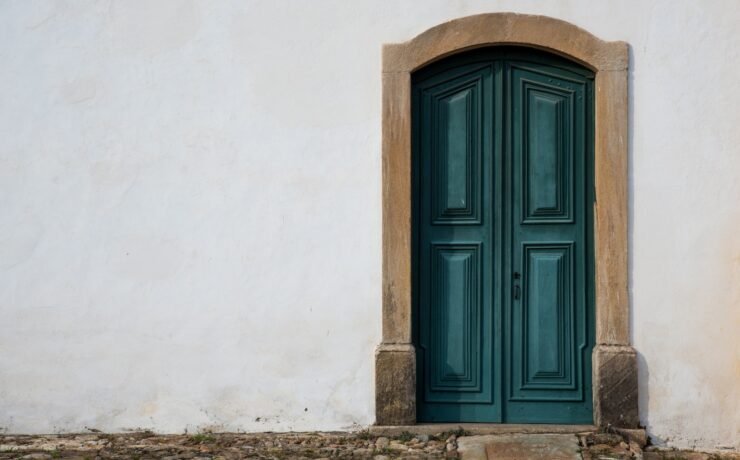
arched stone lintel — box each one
[382,13,628,73]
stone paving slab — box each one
[458,434,581,460]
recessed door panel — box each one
[511,243,579,398]
[425,70,487,225]
[432,85,481,224]
[521,82,574,223]
[428,243,482,397]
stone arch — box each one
[382,13,627,73]
[376,13,636,428]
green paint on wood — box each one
[413,47,595,424]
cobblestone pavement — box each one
[0,430,737,459]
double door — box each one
[414,48,594,423]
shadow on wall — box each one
[625,43,657,446]
[627,42,635,345]
[635,351,658,445]
[626,44,662,448]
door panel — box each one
[414,48,593,424]
[416,61,498,422]
[433,87,481,224]
[428,243,482,398]
[521,243,574,389]
[521,80,574,223]
[508,61,592,422]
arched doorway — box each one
[376,13,637,428]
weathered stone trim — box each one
[594,345,639,427]
[594,69,630,346]
[375,344,416,425]
[376,12,636,427]
[381,13,628,73]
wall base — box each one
[375,344,416,425]
[594,345,639,428]
[375,344,639,427]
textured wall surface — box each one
[0,0,738,451]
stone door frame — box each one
[376,13,638,427]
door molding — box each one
[376,13,637,427]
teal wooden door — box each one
[414,48,594,424]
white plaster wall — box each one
[0,0,738,451]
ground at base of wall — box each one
[0,431,737,460]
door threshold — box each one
[369,423,597,437]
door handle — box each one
[513,272,521,300]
